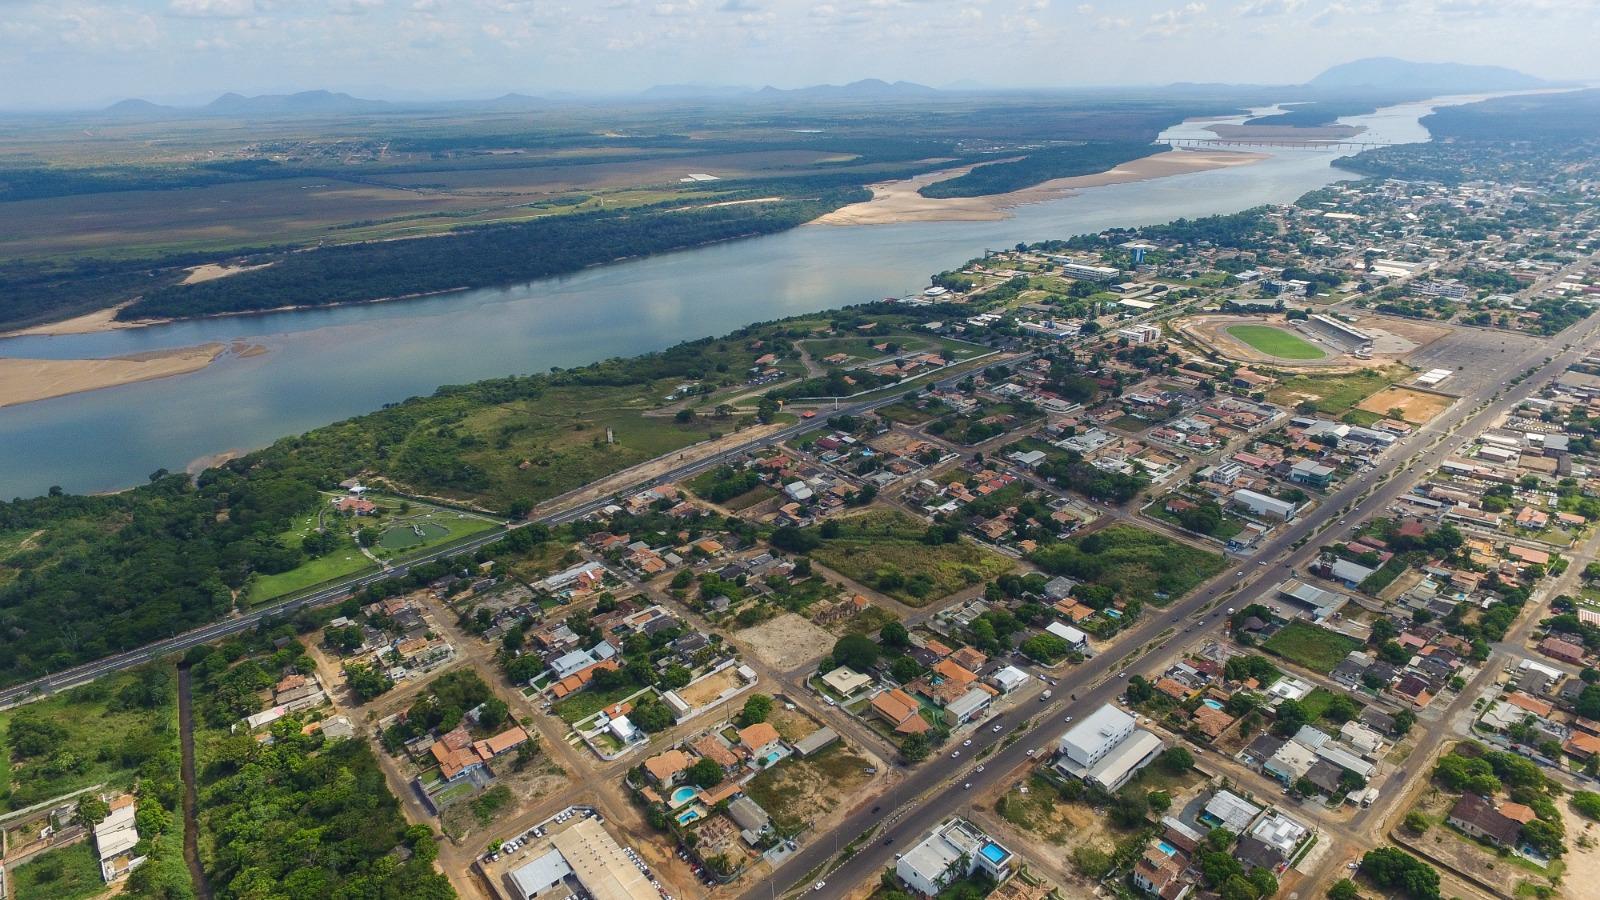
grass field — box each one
[809,509,1014,606]
[0,663,177,811]
[8,840,105,900]
[247,523,376,604]
[369,507,499,559]
[1262,621,1364,673]
[1028,524,1227,606]
[742,743,874,835]
[1268,365,1408,415]
[1226,324,1326,360]
[551,684,650,725]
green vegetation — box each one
[1226,324,1326,360]
[0,664,175,810]
[1262,621,1364,673]
[1029,525,1227,606]
[7,840,106,900]
[688,466,767,505]
[1269,366,1404,415]
[918,142,1164,199]
[808,509,1014,605]
[1359,847,1439,900]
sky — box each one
[0,0,1594,108]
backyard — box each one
[1261,621,1364,674]
[809,509,1014,606]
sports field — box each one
[1225,325,1326,360]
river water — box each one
[0,95,1479,497]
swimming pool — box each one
[1104,609,1122,619]
[1156,841,1178,856]
[761,751,783,768]
[676,807,704,826]
[980,842,1008,864]
[1202,698,1225,710]
[670,786,698,806]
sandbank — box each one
[1207,123,1367,142]
[181,261,274,284]
[0,343,229,408]
[811,149,1267,227]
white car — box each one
[963,783,971,790]
[951,750,960,759]
[963,738,972,747]
[1025,748,1035,757]
[1064,716,1073,723]
[991,724,1002,733]
[815,883,827,892]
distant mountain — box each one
[202,90,391,116]
[100,98,177,118]
[753,79,940,100]
[1309,58,1551,93]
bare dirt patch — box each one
[676,666,744,708]
[0,342,227,408]
[742,743,878,834]
[181,262,274,284]
[766,705,824,744]
[1357,386,1453,424]
[735,613,835,671]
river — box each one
[0,94,1482,497]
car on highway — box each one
[815,883,826,892]
[1064,716,1073,723]
[1025,748,1035,757]
[963,782,971,790]
[951,750,960,759]
[962,738,972,746]
[991,723,1003,733]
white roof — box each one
[990,665,1030,690]
[1045,622,1086,645]
[1085,728,1162,789]
[946,688,993,719]
[1250,811,1309,855]
[1058,704,1134,763]
[509,848,575,898]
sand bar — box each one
[812,149,1266,226]
[0,343,228,408]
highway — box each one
[740,310,1600,900]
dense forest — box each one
[122,192,864,319]
[917,142,1163,199]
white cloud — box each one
[169,0,258,17]
[1235,0,1303,16]
[1143,2,1207,37]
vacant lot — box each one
[1269,365,1408,415]
[810,509,1014,606]
[7,840,105,900]
[1028,524,1227,606]
[0,664,176,811]
[1226,325,1326,360]
[677,667,745,708]
[1262,621,1364,673]
[1356,386,1453,424]
[736,613,836,671]
[742,743,875,835]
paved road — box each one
[0,348,1032,714]
[741,312,1600,900]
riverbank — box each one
[811,148,1267,226]
[0,343,231,408]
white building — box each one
[1055,704,1164,792]
[1231,489,1299,521]
[896,818,1014,897]
[1058,705,1135,768]
[1045,621,1088,650]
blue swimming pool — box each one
[980,843,1008,864]
[1104,609,1122,619]
[671,786,698,805]
[1156,841,1178,856]
[676,807,703,826]
[1202,698,1225,710]
[762,751,783,767]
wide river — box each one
[0,94,1483,497]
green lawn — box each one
[247,528,377,604]
[369,507,499,560]
[809,509,1014,606]
[1262,621,1364,673]
[1028,524,1227,606]
[8,840,105,900]
[0,663,178,811]
[1226,324,1326,360]
[551,684,649,724]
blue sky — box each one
[0,0,1592,108]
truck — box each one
[1040,689,1052,701]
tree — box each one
[477,697,509,730]
[686,757,724,788]
[7,709,67,758]
[1328,879,1361,900]
[1521,818,1565,858]
[832,634,880,672]
[1272,699,1309,737]
[1125,674,1154,704]
[890,656,922,684]
[739,694,774,727]
[1324,694,1361,724]
[73,794,110,829]
[879,621,910,650]
[1159,746,1194,774]
[1403,811,1430,834]
[1392,709,1416,736]
[1359,847,1439,900]
[1572,790,1600,821]
[343,662,394,702]
[900,731,931,763]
